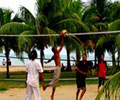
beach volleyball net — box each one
[0,30,120,67]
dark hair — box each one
[30,49,37,60]
[101,54,104,56]
[83,53,87,57]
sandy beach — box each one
[0,85,102,100]
[0,66,104,100]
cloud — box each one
[0,0,36,15]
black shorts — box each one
[98,77,106,87]
[76,77,86,89]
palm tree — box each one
[50,0,90,70]
[0,22,32,78]
[18,0,90,71]
[96,71,120,100]
[95,3,120,99]
[95,19,120,100]
[0,7,33,78]
[96,1,120,66]
[81,0,112,66]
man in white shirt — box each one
[25,49,45,100]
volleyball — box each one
[61,29,67,36]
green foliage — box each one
[19,6,36,27]
[108,19,120,31]
[3,9,13,24]
[42,27,57,46]
[0,88,8,91]
[12,14,23,22]
[0,8,4,27]
[0,22,32,35]
[64,35,83,53]
[96,71,120,100]
[116,34,120,50]
[82,6,100,24]
[18,31,35,52]
[108,1,120,22]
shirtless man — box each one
[44,30,66,100]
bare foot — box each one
[44,84,50,91]
[44,85,47,91]
[51,95,53,100]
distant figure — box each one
[44,30,65,100]
[8,58,11,66]
[2,59,6,66]
[95,54,107,92]
[61,63,66,71]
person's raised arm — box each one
[45,56,54,64]
[58,36,64,53]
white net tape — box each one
[0,30,120,37]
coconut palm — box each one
[95,19,120,100]
[96,71,120,100]
[81,0,112,66]
[18,0,90,71]
[0,22,32,78]
[50,0,90,70]
[95,1,120,66]
[0,8,34,78]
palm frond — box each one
[108,19,120,31]
[36,0,68,20]
[96,71,120,100]
[19,6,36,26]
[0,22,32,35]
[64,35,83,53]
[12,14,23,22]
[115,34,120,50]
[36,12,49,27]
[95,22,108,31]
[0,8,4,27]
[3,9,13,24]
[82,6,100,24]
[42,27,57,46]
[51,18,90,33]
[17,31,35,54]
[91,25,98,32]
[96,36,107,48]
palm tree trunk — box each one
[40,48,44,67]
[95,49,97,67]
[66,49,71,71]
[118,51,120,67]
[76,51,80,62]
[112,53,116,67]
[5,48,10,78]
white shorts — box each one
[49,67,61,87]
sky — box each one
[0,0,36,16]
[0,0,117,17]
